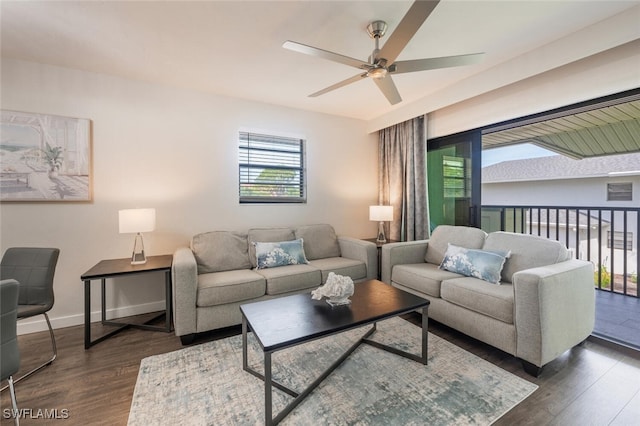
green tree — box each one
[241,168,299,197]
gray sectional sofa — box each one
[172,224,377,344]
[381,225,595,376]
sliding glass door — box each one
[427,130,481,228]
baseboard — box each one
[17,300,167,335]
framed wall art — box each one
[1,110,92,202]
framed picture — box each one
[1,110,92,202]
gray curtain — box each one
[378,115,430,241]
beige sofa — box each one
[381,225,595,376]
[172,224,377,344]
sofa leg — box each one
[521,360,543,377]
[180,334,196,345]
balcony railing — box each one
[481,205,639,297]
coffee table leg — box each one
[265,351,272,425]
[242,315,248,371]
[421,306,428,365]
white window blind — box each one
[239,132,306,203]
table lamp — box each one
[370,205,394,244]
[119,208,156,264]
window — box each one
[442,155,471,198]
[607,230,633,250]
[238,131,306,203]
[607,182,632,201]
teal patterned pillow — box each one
[254,238,309,269]
[439,243,508,284]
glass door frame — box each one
[427,129,482,227]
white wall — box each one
[482,176,640,207]
[0,58,378,334]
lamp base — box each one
[376,221,387,244]
[130,233,147,265]
[131,253,147,265]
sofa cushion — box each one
[197,270,265,307]
[425,225,487,265]
[295,224,341,260]
[440,243,508,284]
[483,232,571,283]
[255,264,321,295]
[191,231,251,274]
[441,277,514,324]
[254,238,309,269]
[392,263,464,298]
[308,257,366,283]
[248,227,295,267]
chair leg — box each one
[8,376,20,426]
[9,313,57,387]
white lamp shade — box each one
[369,205,394,222]
[119,208,156,234]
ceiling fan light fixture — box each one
[368,67,387,79]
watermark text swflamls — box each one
[3,408,70,420]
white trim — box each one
[17,301,167,335]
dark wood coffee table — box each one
[240,279,429,425]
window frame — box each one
[442,155,471,199]
[238,131,307,204]
[607,182,632,201]
[607,230,633,250]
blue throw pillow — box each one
[254,238,309,269]
[439,243,508,284]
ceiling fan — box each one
[283,0,484,105]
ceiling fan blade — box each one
[373,75,402,105]
[283,41,371,70]
[391,53,485,74]
[309,73,368,98]
[378,0,440,64]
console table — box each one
[80,255,173,349]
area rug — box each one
[128,317,537,425]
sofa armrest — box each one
[380,240,429,284]
[513,259,595,367]
[338,237,378,280]
[172,247,198,337]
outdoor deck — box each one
[594,289,640,350]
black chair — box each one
[1,279,21,425]
[0,247,59,386]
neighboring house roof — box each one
[482,152,640,183]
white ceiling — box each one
[1,0,638,124]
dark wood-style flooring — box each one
[2,312,640,426]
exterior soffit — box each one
[483,99,640,158]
